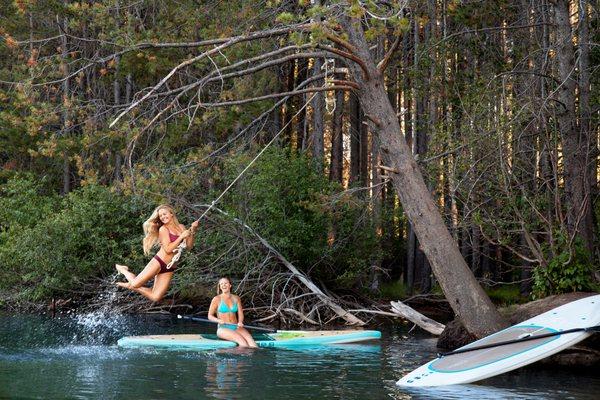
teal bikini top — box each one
[217,297,238,314]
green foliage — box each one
[309,25,327,44]
[289,31,308,46]
[0,179,148,300]
[532,234,598,298]
[348,1,365,18]
[378,281,408,300]
[307,5,327,19]
[390,17,410,34]
[364,24,387,41]
[485,285,523,306]
[276,12,297,24]
[223,147,378,287]
[7,0,596,310]
[226,148,329,265]
[0,174,59,230]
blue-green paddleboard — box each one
[118,329,381,350]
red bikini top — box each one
[168,231,180,242]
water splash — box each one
[70,272,131,345]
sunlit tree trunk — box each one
[349,93,361,185]
[329,73,344,183]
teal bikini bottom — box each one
[217,323,238,331]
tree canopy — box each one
[1,1,598,334]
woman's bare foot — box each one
[116,281,130,289]
[115,264,129,275]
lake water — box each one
[0,313,598,399]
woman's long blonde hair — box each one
[142,204,180,255]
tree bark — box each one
[296,58,309,152]
[59,14,71,195]
[414,17,432,292]
[578,1,596,248]
[283,60,295,147]
[369,37,385,291]
[554,0,594,253]
[359,108,369,186]
[310,0,324,172]
[112,54,123,183]
[311,56,324,172]
[329,73,344,183]
[341,16,507,337]
[406,224,416,292]
[349,93,361,184]
[402,17,413,150]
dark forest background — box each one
[0,1,598,321]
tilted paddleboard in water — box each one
[397,294,600,387]
[118,329,381,350]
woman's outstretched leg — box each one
[116,269,173,302]
[115,258,161,288]
[115,265,136,283]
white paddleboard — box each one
[397,294,600,387]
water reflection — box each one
[295,343,382,355]
[0,314,598,400]
[204,348,254,399]
[398,384,540,399]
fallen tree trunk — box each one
[391,301,446,335]
[350,305,446,335]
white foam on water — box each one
[36,345,127,360]
[69,274,131,344]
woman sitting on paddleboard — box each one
[208,277,258,348]
[115,204,198,302]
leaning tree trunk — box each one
[413,18,432,292]
[341,16,507,337]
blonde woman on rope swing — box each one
[115,204,199,302]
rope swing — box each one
[167,92,318,269]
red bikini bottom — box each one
[154,255,176,274]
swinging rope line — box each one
[167,92,318,268]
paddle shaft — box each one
[439,325,600,357]
[178,314,276,333]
